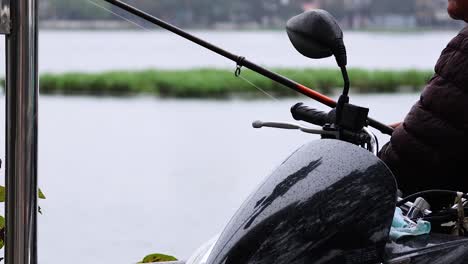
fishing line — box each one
[86,0,280,102]
[234,61,278,101]
[235,69,279,101]
[85,0,151,31]
[96,0,394,135]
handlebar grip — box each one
[291,103,330,126]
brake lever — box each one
[252,120,338,137]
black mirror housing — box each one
[286,9,347,66]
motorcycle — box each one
[187,10,468,264]
[185,11,468,264]
[96,2,468,263]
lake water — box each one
[0,29,460,74]
[0,93,420,263]
[0,29,452,262]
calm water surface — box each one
[0,27,447,263]
[0,93,419,263]
[0,30,459,73]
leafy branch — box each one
[138,253,178,263]
[0,186,46,251]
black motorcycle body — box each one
[386,234,468,263]
[207,139,397,264]
[204,139,468,264]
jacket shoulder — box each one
[460,25,468,36]
[435,26,468,91]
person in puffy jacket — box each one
[379,0,468,196]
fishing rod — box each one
[102,0,394,136]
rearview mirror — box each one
[286,9,347,67]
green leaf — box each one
[138,253,177,263]
[38,189,46,199]
[0,215,4,229]
[0,215,5,250]
[0,186,4,203]
[0,186,46,202]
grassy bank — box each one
[37,68,433,98]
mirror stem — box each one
[340,66,350,97]
[336,66,350,126]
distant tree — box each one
[43,0,112,20]
[369,0,416,15]
[39,0,435,29]
[319,0,347,19]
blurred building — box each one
[304,0,460,29]
[415,0,458,27]
[38,0,463,30]
[343,0,372,28]
[301,0,320,11]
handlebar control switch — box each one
[338,103,369,132]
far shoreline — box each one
[38,20,464,33]
[2,68,434,98]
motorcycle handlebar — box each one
[291,103,331,126]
